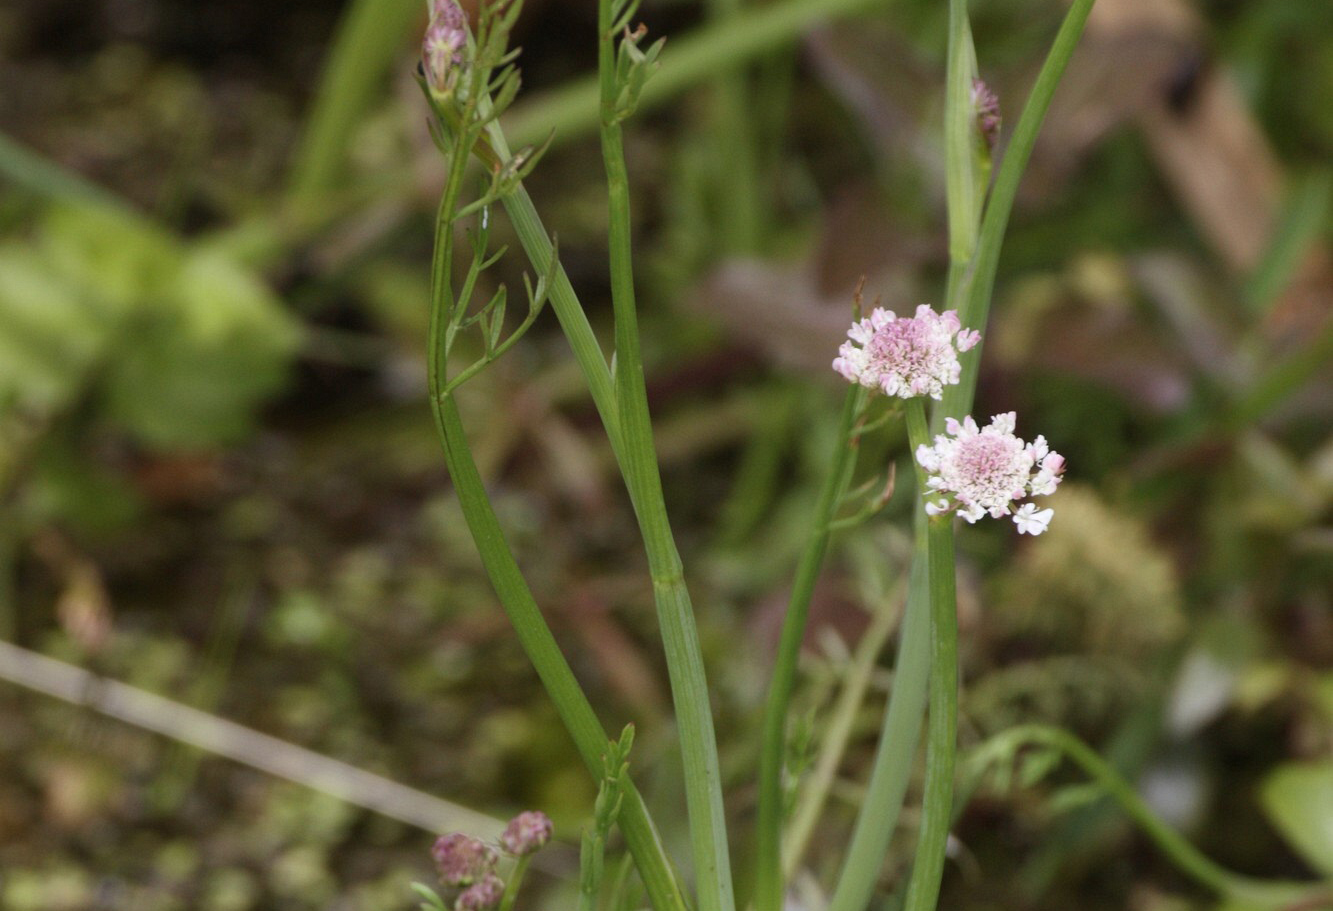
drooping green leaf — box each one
[1258,762,1333,877]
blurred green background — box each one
[0,0,1330,908]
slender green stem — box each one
[826,523,931,911]
[429,393,685,911]
[942,0,1096,425]
[426,90,683,911]
[498,856,533,911]
[898,401,959,911]
[783,576,906,879]
[481,125,623,457]
[753,386,864,911]
[980,726,1329,909]
[597,8,736,911]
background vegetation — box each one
[0,0,1329,908]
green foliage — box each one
[0,204,298,448]
[1259,763,1333,879]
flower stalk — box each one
[421,6,686,909]
[898,399,960,911]
[753,384,865,911]
[596,4,736,911]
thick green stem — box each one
[753,386,864,911]
[898,400,959,911]
[597,8,736,911]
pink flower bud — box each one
[422,0,468,98]
[499,810,553,856]
[971,79,1001,151]
[432,833,498,887]
[455,873,505,911]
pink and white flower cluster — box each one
[833,305,981,401]
[915,412,1065,534]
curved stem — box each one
[753,386,864,911]
[426,105,685,911]
[979,725,1329,909]
[429,394,688,911]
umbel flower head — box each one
[833,304,981,401]
[916,412,1065,534]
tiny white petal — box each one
[1013,504,1054,535]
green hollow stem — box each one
[982,726,1329,909]
[426,88,683,911]
[429,393,686,911]
[488,110,740,911]
[825,521,931,911]
[498,855,533,911]
[942,0,1097,425]
[898,402,959,911]
[753,386,864,911]
[597,7,736,911]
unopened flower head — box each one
[916,412,1065,534]
[833,304,981,401]
[432,833,498,887]
[455,873,505,911]
[423,0,468,98]
[500,810,552,856]
[971,78,1001,151]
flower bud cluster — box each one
[499,811,553,856]
[971,79,1001,152]
[422,0,468,99]
[430,811,553,911]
